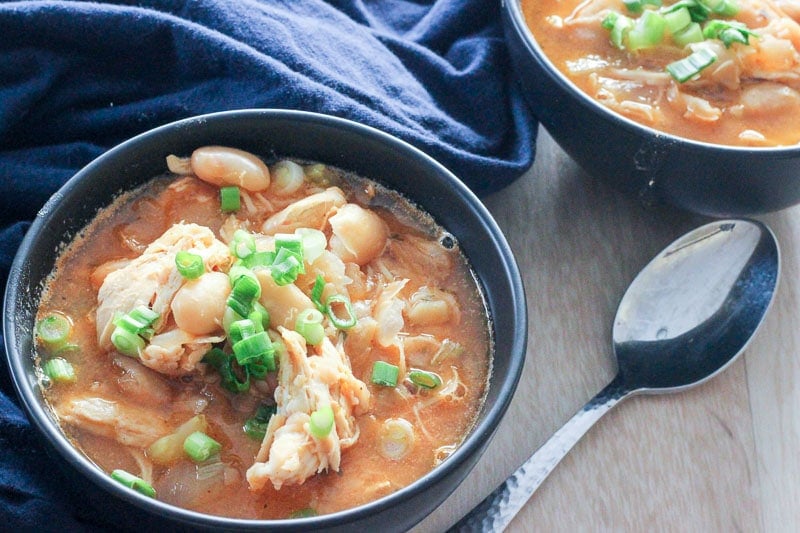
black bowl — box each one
[3,109,527,532]
[502,0,800,216]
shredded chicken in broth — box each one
[35,146,491,519]
[525,0,800,145]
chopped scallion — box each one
[230,229,256,259]
[110,469,156,498]
[243,404,277,441]
[295,228,327,264]
[666,46,717,82]
[175,250,205,279]
[220,186,240,212]
[311,274,326,313]
[296,308,325,346]
[36,313,72,350]
[233,331,274,366]
[672,21,704,46]
[309,404,334,438]
[42,357,76,383]
[371,361,399,387]
[408,369,443,389]
[626,10,666,50]
[183,431,222,463]
[325,294,357,330]
[111,327,145,357]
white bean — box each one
[328,204,389,266]
[171,271,231,335]
[190,146,270,191]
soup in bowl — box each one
[503,0,800,215]
[3,110,526,531]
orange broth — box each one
[523,0,800,146]
[36,162,491,519]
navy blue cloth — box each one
[0,0,535,529]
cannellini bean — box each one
[329,204,389,266]
[171,271,231,335]
[190,146,270,192]
[406,286,460,326]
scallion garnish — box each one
[183,431,222,463]
[309,404,335,438]
[408,369,443,389]
[295,228,327,264]
[230,229,256,259]
[371,361,399,387]
[672,22,704,46]
[110,469,156,498]
[666,46,717,82]
[175,250,205,279]
[626,10,667,50]
[42,357,76,383]
[325,294,357,330]
[310,274,326,313]
[203,348,250,393]
[288,508,318,519]
[296,308,325,346]
[233,331,274,366]
[243,404,277,441]
[111,327,146,357]
[220,186,240,213]
[703,19,757,47]
[36,313,72,350]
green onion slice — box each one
[309,404,335,438]
[243,404,277,441]
[233,331,274,366]
[110,469,156,498]
[310,274,326,313]
[371,361,399,387]
[111,327,145,357]
[43,357,76,383]
[183,431,222,463]
[325,294,357,330]
[288,508,318,519]
[175,250,205,279]
[408,369,443,389]
[220,186,240,213]
[36,313,72,349]
[296,308,325,346]
[230,229,256,259]
[666,46,717,82]
[295,228,327,264]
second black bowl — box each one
[502,0,800,217]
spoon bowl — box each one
[453,219,779,531]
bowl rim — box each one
[503,0,800,154]
[3,108,527,530]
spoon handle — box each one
[449,377,629,532]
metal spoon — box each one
[452,219,780,532]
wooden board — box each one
[414,127,800,532]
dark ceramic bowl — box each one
[3,109,526,532]
[502,0,800,217]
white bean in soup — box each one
[524,0,800,146]
[33,147,492,520]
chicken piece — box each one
[246,328,370,491]
[261,187,346,235]
[58,396,170,448]
[96,222,231,352]
[141,328,225,376]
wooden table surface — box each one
[414,127,800,532]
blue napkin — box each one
[0,0,535,529]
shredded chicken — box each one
[58,396,169,448]
[246,328,370,491]
[96,223,231,374]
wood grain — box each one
[413,126,798,532]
